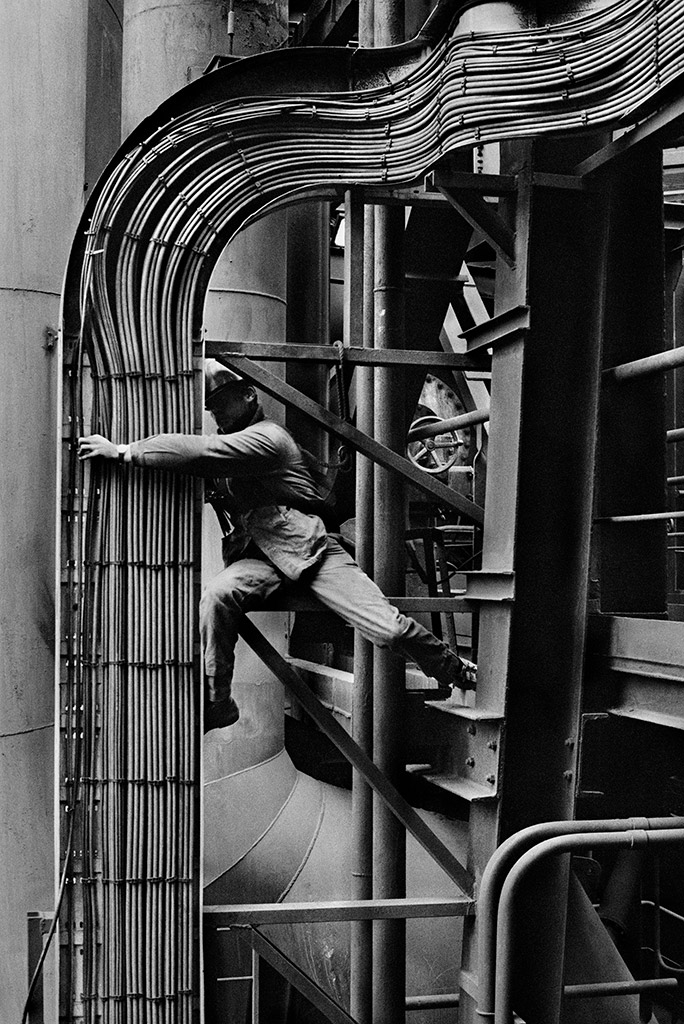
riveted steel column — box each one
[475,131,617,1024]
[595,144,667,613]
[371,2,407,1020]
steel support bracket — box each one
[205,896,474,927]
[573,91,684,178]
[459,306,530,354]
[244,927,359,1024]
[430,168,517,194]
[531,172,589,191]
[412,712,502,799]
[462,571,515,602]
[437,186,516,267]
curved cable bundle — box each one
[60,0,684,1019]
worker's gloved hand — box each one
[78,434,118,460]
[459,657,477,688]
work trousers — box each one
[200,537,459,689]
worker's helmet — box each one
[204,359,246,408]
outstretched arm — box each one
[78,424,284,476]
[78,435,130,462]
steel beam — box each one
[205,896,474,926]
[290,0,357,47]
[456,133,617,1024]
[245,928,358,1024]
[588,614,684,679]
[432,168,517,194]
[459,304,530,354]
[434,169,588,194]
[205,339,487,370]
[595,145,668,614]
[214,353,485,523]
[437,187,516,266]
[573,93,684,178]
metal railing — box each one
[476,817,684,1024]
[204,895,473,1024]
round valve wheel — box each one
[406,414,462,475]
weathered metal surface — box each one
[460,304,530,354]
[205,338,487,368]
[1,1,91,1019]
[588,615,684,677]
[206,896,474,925]
[122,0,287,135]
[58,1,684,1018]
[438,187,516,265]
[595,146,668,614]
[603,343,684,383]
[573,90,684,178]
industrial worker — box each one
[78,360,477,732]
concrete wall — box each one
[0,3,89,1019]
[0,1,123,1017]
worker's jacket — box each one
[129,418,329,580]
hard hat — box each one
[204,359,245,406]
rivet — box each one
[486,774,496,785]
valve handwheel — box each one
[406,414,462,475]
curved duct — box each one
[59,0,684,1017]
[203,747,469,1020]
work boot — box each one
[203,696,240,734]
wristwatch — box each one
[117,444,129,464]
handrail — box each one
[476,816,684,1018]
[603,345,684,383]
[493,828,684,1024]
[204,895,473,1024]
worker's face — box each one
[207,385,257,433]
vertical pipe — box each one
[348,190,374,1024]
[372,203,408,1024]
[371,4,407,1017]
[351,2,375,1013]
[286,202,330,462]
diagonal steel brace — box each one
[237,616,474,895]
[244,927,359,1024]
[215,352,484,525]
